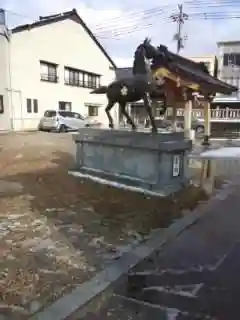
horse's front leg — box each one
[105,101,115,129]
[120,101,136,130]
[143,92,157,133]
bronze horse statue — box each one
[90,38,166,133]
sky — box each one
[1,0,240,67]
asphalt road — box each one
[88,179,240,320]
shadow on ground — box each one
[2,150,209,239]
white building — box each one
[187,55,218,77]
[0,9,117,131]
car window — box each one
[59,111,73,118]
[73,112,85,120]
[44,110,56,117]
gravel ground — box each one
[0,132,208,319]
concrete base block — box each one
[71,128,192,196]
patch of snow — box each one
[166,309,180,320]
[69,171,164,197]
[81,166,148,183]
[197,147,240,159]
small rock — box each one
[15,153,23,159]
[45,208,57,212]
[29,300,42,313]
[89,236,104,247]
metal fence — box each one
[166,108,240,122]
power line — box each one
[92,0,240,31]
[3,1,240,42]
[95,7,240,40]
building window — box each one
[26,98,32,113]
[59,101,72,111]
[87,105,98,116]
[64,66,100,89]
[40,61,58,82]
[223,53,240,67]
[26,98,38,113]
[64,67,81,86]
[33,99,38,113]
[0,95,4,114]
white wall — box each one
[0,27,12,131]
[10,18,117,130]
[188,55,216,76]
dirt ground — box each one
[0,132,208,319]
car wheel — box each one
[195,126,204,134]
[58,124,67,133]
[38,124,44,131]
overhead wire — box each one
[92,0,240,40]
[3,0,240,40]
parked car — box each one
[38,110,102,132]
[145,116,205,133]
[171,116,205,133]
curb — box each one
[30,177,239,320]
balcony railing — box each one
[40,73,58,83]
[166,108,240,121]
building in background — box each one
[213,41,240,109]
[187,55,218,77]
[0,9,116,131]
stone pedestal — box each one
[71,128,192,196]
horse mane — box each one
[132,43,149,75]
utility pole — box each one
[170,4,188,54]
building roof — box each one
[11,9,116,69]
[217,40,240,46]
[153,45,238,95]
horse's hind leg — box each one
[105,101,115,129]
[143,92,157,133]
[120,101,136,130]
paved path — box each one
[90,180,240,319]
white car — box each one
[38,110,102,132]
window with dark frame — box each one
[223,53,240,67]
[33,99,38,113]
[87,105,98,117]
[26,98,32,113]
[0,95,4,114]
[40,61,58,82]
[26,98,39,113]
[65,67,80,86]
[64,66,100,89]
[58,101,72,111]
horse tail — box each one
[90,86,108,94]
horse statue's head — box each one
[132,38,158,76]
